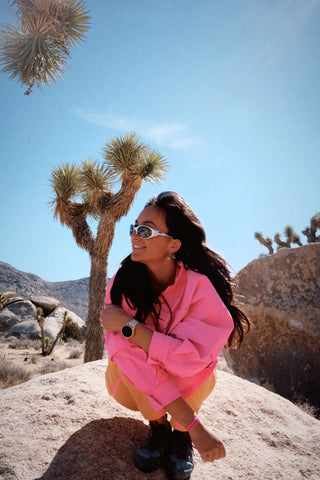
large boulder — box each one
[0,300,39,337]
[227,243,320,414]
[0,300,84,340]
[0,361,319,480]
[30,295,60,315]
[45,307,85,339]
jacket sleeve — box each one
[147,276,234,378]
[104,277,182,411]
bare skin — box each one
[100,205,226,462]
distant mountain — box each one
[0,261,89,319]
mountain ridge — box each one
[0,261,90,319]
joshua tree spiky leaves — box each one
[254,232,274,254]
[0,0,90,94]
[284,225,303,247]
[274,233,287,250]
[302,213,320,243]
[50,133,168,362]
[274,226,302,250]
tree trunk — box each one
[82,174,142,362]
[84,252,109,362]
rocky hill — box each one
[0,360,319,480]
[0,261,89,319]
[228,243,320,416]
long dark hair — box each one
[111,191,250,348]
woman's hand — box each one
[190,423,226,462]
[100,304,130,333]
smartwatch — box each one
[121,319,139,338]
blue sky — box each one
[0,0,319,282]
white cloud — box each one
[74,108,200,150]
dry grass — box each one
[0,357,32,388]
[68,349,82,359]
[8,337,41,350]
[296,400,318,418]
[39,360,70,375]
[0,335,86,389]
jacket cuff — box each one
[147,378,181,411]
[148,331,172,368]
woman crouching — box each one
[100,191,250,480]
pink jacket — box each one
[104,262,234,412]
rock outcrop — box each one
[0,261,89,319]
[29,295,60,315]
[0,295,84,340]
[0,360,319,480]
[228,243,320,415]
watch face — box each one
[122,325,133,338]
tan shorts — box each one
[105,360,216,431]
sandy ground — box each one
[1,360,320,480]
[0,335,232,389]
[0,335,88,387]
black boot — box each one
[166,430,194,480]
[134,421,171,472]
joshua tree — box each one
[254,232,274,254]
[36,307,69,356]
[0,0,90,94]
[50,133,168,362]
[274,226,302,249]
[36,307,46,354]
[302,213,320,243]
[284,225,302,247]
[274,233,287,250]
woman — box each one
[100,191,250,480]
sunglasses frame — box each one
[130,224,172,239]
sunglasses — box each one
[130,224,172,239]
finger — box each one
[215,448,225,461]
[219,442,226,458]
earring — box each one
[172,253,176,260]
[167,255,171,261]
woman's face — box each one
[131,205,178,269]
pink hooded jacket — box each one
[104,262,234,412]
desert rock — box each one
[0,360,319,480]
[229,243,320,415]
[30,295,60,314]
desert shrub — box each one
[296,400,318,418]
[0,293,7,309]
[68,349,82,359]
[40,360,69,375]
[62,319,86,343]
[0,358,31,388]
[8,338,40,350]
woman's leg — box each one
[106,360,172,473]
[169,370,216,431]
[159,371,216,480]
[106,360,167,420]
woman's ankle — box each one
[150,415,170,429]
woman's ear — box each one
[169,238,182,255]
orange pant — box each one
[105,360,216,431]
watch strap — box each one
[128,319,139,329]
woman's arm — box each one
[100,304,153,352]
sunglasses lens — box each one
[129,225,134,235]
[137,225,152,238]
